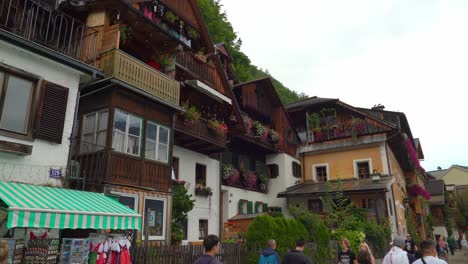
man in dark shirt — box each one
[193,234,223,264]
[283,239,311,264]
[405,234,416,254]
[338,238,356,264]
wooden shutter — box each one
[247,201,253,214]
[268,164,279,178]
[238,200,244,214]
[34,81,69,144]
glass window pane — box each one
[112,131,125,152]
[96,131,106,147]
[127,134,140,155]
[0,76,33,133]
[83,134,94,145]
[98,111,108,130]
[157,144,168,163]
[128,115,141,136]
[83,114,96,134]
[114,110,127,133]
[145,139,156,160]
[159,126,169,144]
[146,122,157,141]
[144,199,165,237]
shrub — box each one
[245,215,309,263]
[363,220,391,258]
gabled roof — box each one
[357,107,414,141]
[215,43,233,62]
[277,176,393,198]
[285,96,338,110]
[427,165,468,179]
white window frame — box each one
[145,121,171,164]
[111,191,139,211]
[113,109,142,157]
[198,218,209,240]
[81,110,108,151]
[353,159,373,179]
[312,163,329,182]
[143,196,167,240]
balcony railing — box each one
[100,49,180,105]
[67,139,109,191]
[175,52,225,94]
[175,117,227,148]
[0,0,98,64]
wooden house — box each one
[282,97,428,238]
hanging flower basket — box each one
[195,185,213,197]
[269,129,280,144]
[207,119,228,136]
[253,121,266,138]
[242,171,257,188]
[407,185,431,200]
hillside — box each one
[197,0,307,105]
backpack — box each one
[258,254,277,264]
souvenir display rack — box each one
[23,238,60,264]
[6,239,24,264]
[59,238,90,264]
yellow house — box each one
[280,98,428,238]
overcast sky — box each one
[220,0,468,171]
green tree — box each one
[171,181,195,245]
[455,190,468,230]
[197,0,307,105]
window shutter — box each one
[34,81,69,144]
[263,203,268,213]
[255,203,260,213]
[268,164,279,178]
[247,201,253,214]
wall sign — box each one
[49,169,62,178]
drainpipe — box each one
[219,152,223,238]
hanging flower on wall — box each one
[242,114,253,134]
[252,121,266,138]
[207,119,228,136]
[407,185,431,200]
[269,129,280,144]
[405,138,425,172]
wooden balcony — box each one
[67,139,171,192]
[174,117,227,154]
[100,49,180,105]
[175,52,225,95]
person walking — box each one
[193,234,223,264]
[457,236,462,251]
[356,242,376,264]
[412,240,447,264]
[258,239,280,264]
[283,239,311,264]
[405,234,416,255]
[447,235,456,256]
[437,237,447,259]
[382,236,409,264]
[338,238,356,264]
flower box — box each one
[195,185,212,197]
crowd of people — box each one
[192,233,468,264]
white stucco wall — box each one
[0,40,83,186]
[173,145,220,242]
[222,185,269,220]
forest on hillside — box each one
[197,0,307,105]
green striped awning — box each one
[0,182,141,230]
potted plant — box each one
[207,119,228,136]
[269,129,280,144]
[222,164,234,180]
[163,10,178,24]
[180,102,201,126]
[252,121,266,138]
[195,184,212,197]
[226,168,240,185]
[187,27,200,39]
[258,174,269,191]
[194,49,207,63]
[119,24,131,44]
[243,171,257,188]
[242,114,253,134]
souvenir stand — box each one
[0,182,141,264]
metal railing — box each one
[0,0,98,64]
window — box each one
[238,200,248,214]
[308,199,323,212]
[143,197,166,240]
[292,162,301,178]
[388,198,393,216]
[172,157,179,180]
[82,110,108,152]
[113,109,142,156]
[354,159,372,179]
[255,202,263,213]
[112,192,138,211]
[145,121,170,163]
[315,166,328,183]
[0,70,35,134]
[362,199,367,209]
[196,164,206,186]
[199,219,208,239]
[182,219,188,240]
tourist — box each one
[447,235,456,255]
[405,234,416,255]
[356,242,375,264]
[193,234,223,264]
[437,237,447,259]
[457,236,462,251]
[462,236,468,255]
[382,236,409,264]
[258,239,280,264]
[412,240,447,264]
[338,238,356,264]
[283,239,311,264]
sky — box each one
[219,0,468,171]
